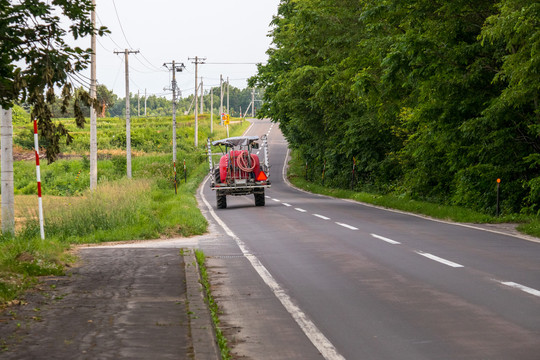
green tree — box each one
[0,0,108,162]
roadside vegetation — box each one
[195,250,231,360]
[251,0,539,236]
[0,111,249,305]
[287,150,540,238]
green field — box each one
[0,113,249,304]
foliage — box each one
[0,0,108,162]
[250,0,540,216]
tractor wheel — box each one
[254,191,265,206]
[216,191,227,209]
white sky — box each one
[79,0,281,99]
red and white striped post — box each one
[34,119,45,240]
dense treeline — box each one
[50,85,262,119]
[250,0,539,215]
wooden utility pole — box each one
[163,60,185,165]
[1,107,14,236]
[188,56,206,147]
[114,49,139,179]
[89,0,97,190]
[220,74,223,125]
[252,88,255,117]
[200,77,204,114]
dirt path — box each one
[0,247,217,359]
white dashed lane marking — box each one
[282,203,292,207]
[313,214,330,220]
[498,281,540,297]
[335,222,358,231]
[295,208,307,213]
[415,251,464,268]
[272,198,281,202]
[371,233,401,245]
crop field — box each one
[0,112,249,303]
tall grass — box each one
[0,116,250,304]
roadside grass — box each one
[287,150,540,237]
[195,250,231,360]
[0,116,250,305]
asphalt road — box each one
[199,118,540,359]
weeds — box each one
[195,250,231,360]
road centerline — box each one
[415,251,464,268]
[371,233,401,245]
[498,281,540,297]
[313,214,330,220]
[335,222,358,230]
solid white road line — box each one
[335,222,358,230]
[313,214,330,220]
[370,233,401,245]
[499,281,540,297]
[295,208,307,212]
[415,251,464,268]
[282,203,292,207]
[200,176,345,360]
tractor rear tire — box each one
[217,191,227,209]
[254,191,265,206]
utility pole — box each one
[163,60,185,166]
[144,88,147,117]
[114,49,139,179]
[252,88,255,117]
[200,77,203,114]
[1,107,14,236]
[137,90,140,117]
[219,74,223,125]
[227,76,230,117]
[188,56,206,147]
[89,0,97,190]
[210,86,213,133]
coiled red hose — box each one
[236,150,257,172]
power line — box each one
[111,0,134,49]
[205,62,261,65]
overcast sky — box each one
[80,0,281,99]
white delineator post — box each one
[33,119,45,240]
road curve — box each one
[198,119,540,359]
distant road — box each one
[199,118,540,359]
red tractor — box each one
[207,136,271,209]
